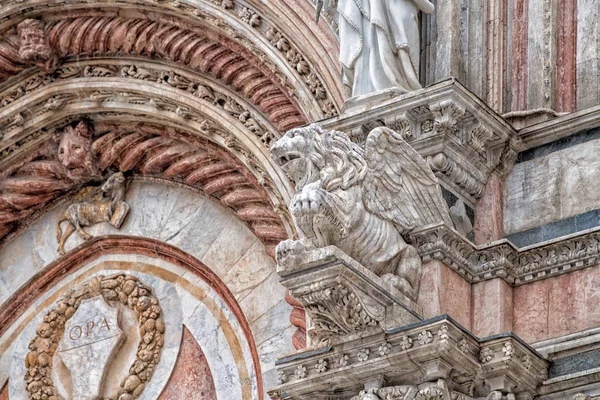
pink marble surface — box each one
[474,175,504,245]
[158,327,217,400]
[472,278,513,338]
[514,266,600,343]
[418,261,472,330]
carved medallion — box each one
[24,274,165,400]
[56,297,124,400]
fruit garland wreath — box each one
[24,274,165,400]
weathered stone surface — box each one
[514,266,600,343]
[505,138,600,235]
[417,261,472,329]
[57,296,124,400]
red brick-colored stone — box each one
[556,0,577,112]
[510,0,528,111]
[0,380,8,400]
[158,327,217,400]
[474,174,504,245]
[514,266,600,343]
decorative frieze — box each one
[411,223,600,286]
[269,316,547,400]
[320,79,520,205]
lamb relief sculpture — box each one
[271,124,452,302]
[56,172,130,254]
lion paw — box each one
[291,184,325,217]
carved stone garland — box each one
[24,274,164,400]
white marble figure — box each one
[316,0,434,97]
[271,124,452,301]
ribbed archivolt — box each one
[0,15,307,131]
[0,128,287,256]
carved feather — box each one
[362,126,452,233]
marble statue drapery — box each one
[334,0,434,96]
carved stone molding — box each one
[277,246,422,345]
[269,316,547,400]
[320,79,520,205]
[0,118,289,255]
[0,1,341,120]
[0,58,280,157]
[411,223,600,286]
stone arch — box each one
[0,0,344,121]
[0,180,295,398]
[0,75,297,249]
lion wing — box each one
[362,127,452,233]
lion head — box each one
[270,124,367,191]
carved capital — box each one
[321,80,520,204]
[277,246,422,345]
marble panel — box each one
[0,180,266,305]
[240,271,288,324]
[472,278,513,337]
[576,0,600,109]
[514,266,600,343]
[505,138,600,235]
[417,261,472,330]
[224,240,276,302]
[251,299,294,346]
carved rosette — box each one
[24,274,164,400]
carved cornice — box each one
[321,79,520,205]
[0,1,341,120]
[411,223,600,286]
[270,316,547,400]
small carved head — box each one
[101,172,126,192]
[57,121,96,178]
[17,19,57,71]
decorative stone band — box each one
[277,246,423,346]
[269,315,548,400]
[0,14,308,132]
[320,79,520,205]
[24,274,164,400]
[410,223,600,286]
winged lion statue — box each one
[271,124,452,301]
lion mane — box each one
[290,124,367,192]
